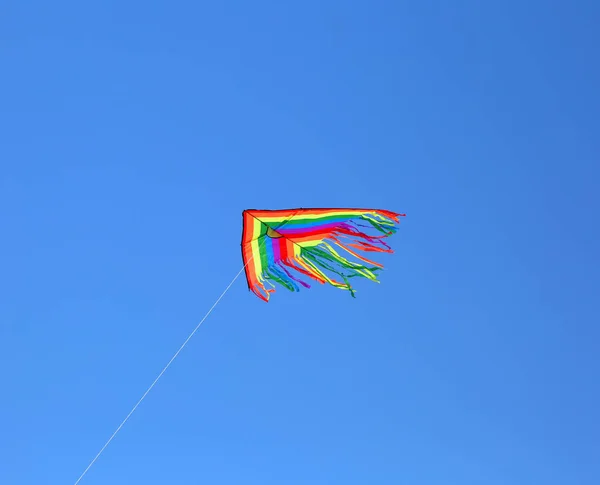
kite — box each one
[241,208,405,301]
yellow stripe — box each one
[256,209,364,222]
[250,218,264,278]
[293,243,302,258]
[289,238,322,247]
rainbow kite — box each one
[241,208,405,301]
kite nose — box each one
[266,226,283,238]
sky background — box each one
[1,1,599,484]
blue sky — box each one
[1,1,599,484]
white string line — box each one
[73,260,251,485]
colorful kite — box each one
[241,208,405,301]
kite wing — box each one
[241,208,404,301]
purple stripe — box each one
[272,238,281,262]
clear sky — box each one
[1,1,599,484]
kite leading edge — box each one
[241,208,405,302]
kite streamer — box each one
[241,208,405,301]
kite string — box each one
[73,260,252,485]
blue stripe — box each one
[264,237,275,266]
